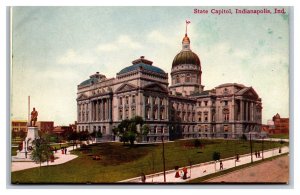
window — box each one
[132,107,136,117]
[204,112,208,122]
[224,101,228,106]
[119,109,123,120]
[198,112,202,122]
[132,95,136,104]
[126,96,129,105]
[204,125,208,132]
[146,108,150,119]
[119,97,122,105]
[153,108,157,120]
[223,108,229,122]
[176,75,180,83]
[185,74,191,82]
[204,101,208,106]
[198,101,201,106]
[160,108,164,120]
[125,109,129,119]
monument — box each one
[12,107,40,161]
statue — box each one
[30,107,38,126]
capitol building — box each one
[76,32,262,142]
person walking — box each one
[220,160,223,170]
[65,147,67,155]
[141,173,146,183]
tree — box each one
[78,130,89,141]
[115,116,144,145]
[194,139,201,148]
[67,131,78,150]
[240,134,248,141]
[12,131,17,141]
[19,130,26,140]
[212,151,221,172]
[30,138,52,174]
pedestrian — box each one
[182,167,188,180]
[220,160,223,170]
[258,151,260,158]
[255,151,257,158]
[174,166,180,178]
[236,154,239,162]
[65,147,67,155]
[141,173,146,183]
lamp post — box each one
[249,132,253,163]
[162,133,166,182]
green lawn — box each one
[11,139,288,184]
[269,134,289,139]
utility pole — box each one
[162,134,166,182]
[250,132,253,163]
[261,137,264,160]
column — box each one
[150,96,154,120]
[250,102,253,121]
[106,98,109,121]
[245,101,249,122]
[122,96,125,120]
[142,94,146,119]
[95,100,98,122]
[108,98,112,121]
[165,98,169,120]
[240,100,244,121]
[231,98,235,122]
[158,97,161,120]
[99,99,102,121]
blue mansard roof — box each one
[118,56,166,75]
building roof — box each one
[78,77,99,87]
[172,50,200,67]
[118,56,165,75]
[190,90,211,97]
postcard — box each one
[10,6,290,184]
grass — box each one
[269,134,289,139]
[11,139,288,184]
[188,153,289,183]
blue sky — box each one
[11,6,289,125]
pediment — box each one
[115,83,137,94]
[77,93,88,100]
[236,87,259,99]
[143,83,168,93]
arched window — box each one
[185,74,191,82]
[176,75,180,83]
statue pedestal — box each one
[12,126,39,161]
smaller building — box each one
[11,120,28,132]
[36,121,54,133]
[272,113,289,134]
[262,114,289,135]
[53,126,73,135]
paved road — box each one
[11,145,80,172]
[206,155,289,183]
[121,146,289,183]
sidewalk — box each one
[11,145,80,172]
[120,146,289,183]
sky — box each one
[11,6,290,125]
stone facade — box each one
[76,33,262,141]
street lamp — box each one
[249,132,253,163]
[162,133,166,183]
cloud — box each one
[147,30,171,44]
[57,49,96,65]
[96,35,142,52]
